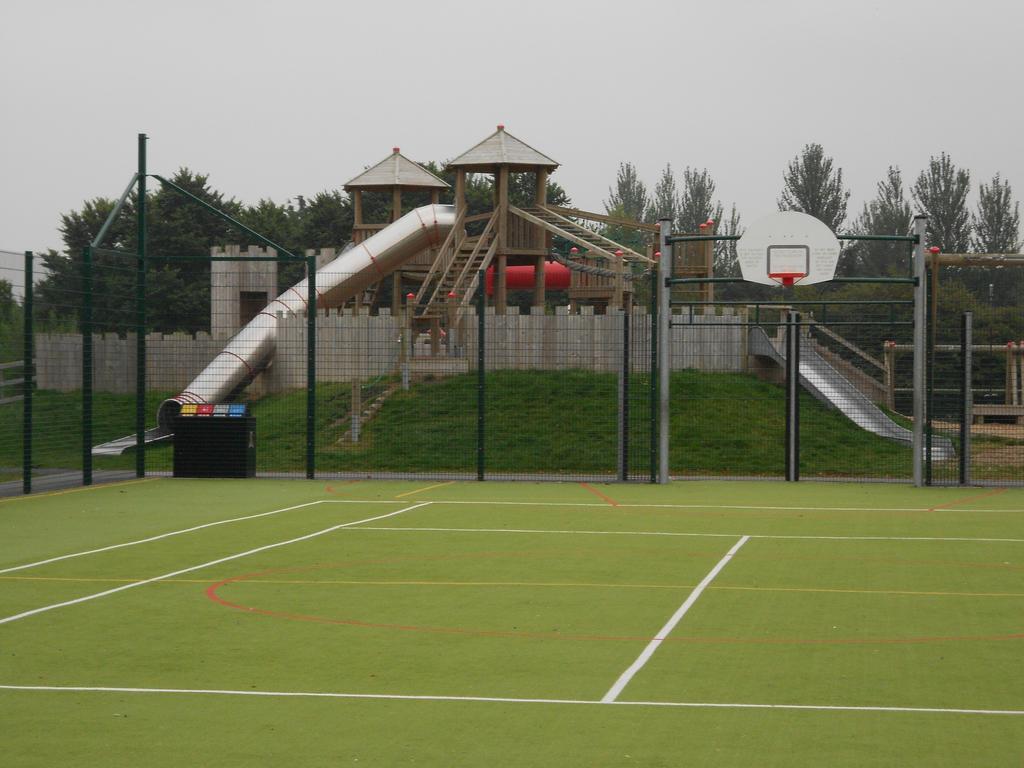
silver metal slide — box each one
[748,326,955,460]
[93,204,455,456]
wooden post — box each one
[495,165,509,314]
[884,340,896,410]
[430,189,439,205]
[350,375,361,443]
[454,170,466,218]
[533,168,548,308]
[1009,342,1018,406]
[353,190,364,243]
[392,187,402,223]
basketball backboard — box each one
[736,211,841,286]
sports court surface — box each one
[1,478,1022,766]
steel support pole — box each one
[960,311,973,485]
[136,134,147,478]
[911,216,927,486]
[657,219,672,484]
[306,254,316,479]
[649,268,658,483]
[476,270,485,481]
[785,311,801,482]
[618,309,630,481]
[82,246,93,486]
[22,252,33,495]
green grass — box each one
[1,479,1022,766]
[1,370,1018,481]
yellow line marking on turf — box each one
[4,574,1023,599]
[394,481,455,498]
[0,478,157,504]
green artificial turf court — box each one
[0,478,1022,766]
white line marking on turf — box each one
[322,499,1024,514]
[0,684,1019,716]
[0,500,331,576]
[350,526,1024,544]
[601,535,750,704]
[0,503,429,626]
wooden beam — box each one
[545,204,659,232]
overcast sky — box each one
[2,0,1022,285]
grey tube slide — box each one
[157,204,454,428]
[748,326,955,460]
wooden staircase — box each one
[415,209,499,318]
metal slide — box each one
[748,326,955,460]
[93,204,455,455]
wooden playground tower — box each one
[412,125,657,325]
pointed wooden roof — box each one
[344,148,449,191]
[446,125,559,173]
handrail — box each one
[806,318,886,372]
[437,209,498,309]
[459,236,501,311]
[414,207,466,305]
[544,204,659,233]
[536,206,652,261]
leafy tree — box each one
[604,162,651,223]
[651,165,678,223]
[972,174,1020,254]
[778,143,850,231]
[911,153,971,253]
[847,166,913,276]
[714,204,744,279]
[677,167,722,233]
[971,174,1022,306]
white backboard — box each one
[736,211,841,286]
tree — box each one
[778,143,850,231]
[604,162,651,223]
[677,167,722,233]
[971,174,1022,307]
[651,164,678,223]
[847,166,913,276]
[714,204,744,279]
[911,153,971,253]
[972,174,1020,254]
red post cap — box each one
[654,251,662,259]
[615,250,623,257]
[699,223,708,230]
[928,246,941,254]
[447,291,456,298]
[392,147,400,153]
[570,247,578,254]
[497,124,505,130]
[707,218,715,225]
[406,292,414,299]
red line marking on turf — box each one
[324,480,361,494]
[929,487,1007,512]
[204,564,1024,646]
[580,483,619,506]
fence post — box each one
[785,311,801,482]
[649,262,658,483]
[22,251,33,495]
[959,311,973,485]
[476,269,485,481]
[618,308,630,481]
[657,220,672,484]
[911,216,927,486]
[82,246,93,486]
[136,133,147,478]
[306,253,316,479]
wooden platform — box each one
[972,404,1024,424]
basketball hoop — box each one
[768,272,806,287]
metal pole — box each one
[136,134,146,478]
[960,311,973,485]
[786,312,801,481]
[476,270,485,481]
[911,216,927,486]
[306,253,316,480]
[82,246,93,486]
[649,267,658,483]
[657,219,672,484]
[22,251,33,495]
[91,172,139,249]
[618,309,630,481]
